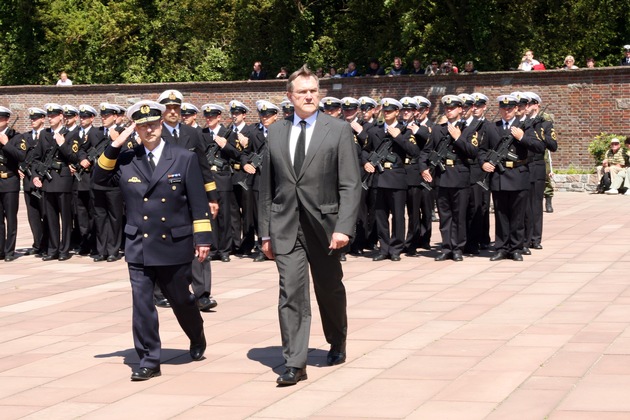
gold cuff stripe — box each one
[193,219,212,232]
[98,155,117,171]
[204,181,217,192]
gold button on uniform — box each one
[161,217,166,222]
[161,198,166,203]
[143,216,148,220]
[144,198,148,202]
[143,233,148,238]
[161,235,166,239]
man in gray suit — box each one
[258,65,361,386]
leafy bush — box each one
[588,133,625,165]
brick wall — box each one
[2,67,629,169]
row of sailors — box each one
[0,88,555,269]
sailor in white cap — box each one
[32,103,80,261]
[0,105,26,261]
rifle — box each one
[237,149,265,191]
[32,127,68,183]
[419,120,465,191]
[204,128,232,171]
[73,138,109,181]
[361,138,396,190]
[476,134,519,191]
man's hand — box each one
[0,133,8,146]
[421,169,432,183]
[511,126,524,140]
[80,158,91,169]
[215,136,227,148]
[407,121,419,134]
[350,121,363,134]
[237,133,249,148]
[329,232,350,250]
[387,125,401,138]
[33,177,43,188]
[209,201,219,219]
[261,239,275,260]
[54,132,65,146]
[482,162,495,173]
[243,163,256,174]
[195,245,210,262]
[111,124,136,148]
[364,162,375,173]
[447,124,461,141]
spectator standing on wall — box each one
[409,59,425,75]
[389,57,408,75]
[562,55,579,69]
[56,72,72,86]
[620,45,630,66]
[518,50,540,71]
[586,57,596,68]
[425,59,439,76]
[249,61,267,80]
[342,62,359,77]
[461,61,477,74]
[366,58,385,76]
[276,67,289,79]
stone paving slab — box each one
[0,191,629,419]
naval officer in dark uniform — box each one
[93,100,211,381]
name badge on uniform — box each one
[128,176,142,183]
[168,173,182,184]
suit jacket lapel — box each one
[133,147,154,185]
[277,120,295,179]
[299,113,329,177]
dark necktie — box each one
[104,128,108,138]
[148,152,156,172]
[294,120,306,174]
[173,128,178,141]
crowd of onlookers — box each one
[239,45,630,82]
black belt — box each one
[404,157,419,165]
[383,162,402,169]
[444,159,472,167]
[504,160,527,168]
[527,156,545,163]
[0,171,15,179]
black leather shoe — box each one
[24,248,39,256]
[372,254,387,261]
[221,254,230,262]
[327,344,346,366]
[4,255,17,262]
[190,333,206,361]
[42,254,59,261]
[405,249,417,257]
[452,251,463,262]
[339,253,347,261]
[435,252,452,261]
[106,254,119,262]
[479,243,490,250]
[521,247,531,255]
[390,254,401,261]
[531,243,543,250]
[131,367,161,381]
[490,251,508,261]
[93,255,106,262]
[253,253,267,262]
[154,298,171,308]
[276,367,307,386]
[350,249,364,256]
[59,254,72,261]
[464,247,479,255]
[511,251,523,261]
[197,296,218,311]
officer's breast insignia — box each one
[472,132,479,147]
[168,173,182,184]
[409,135,416,144]
[128,176,142,183]
[551,128,557,141]
[72,142,79,153]
[127,141,134,149]
[353,135,358,145]
[20,140,27,150]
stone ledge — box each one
[552,174,598,192]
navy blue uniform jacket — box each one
[93,141,213,266]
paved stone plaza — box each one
[1,191,629,419]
